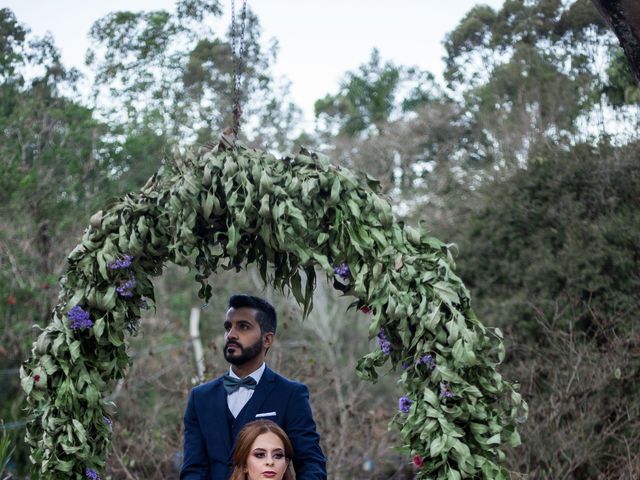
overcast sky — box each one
[4,1,504,127]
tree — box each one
[312,48,453,198]
[0,8,127,475]
[86,0,300,154]
[592,0,640,81]
[442,0,620,166]
[442,141,640,477]
[314,49,401,137]
[314,48,439,138]
[0,8,113,344]
[602,48,640,106]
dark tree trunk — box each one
[592,0,640,82]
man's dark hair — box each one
[228,294,277,334]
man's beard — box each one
[224,337,263,365]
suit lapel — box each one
[208,378,232,455]
[236,366,276,426]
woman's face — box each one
[245,432,288,480]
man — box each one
[180,294,327,479]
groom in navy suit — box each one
[180,294,327,479]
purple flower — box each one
[85,468,100,480]
[377,329,391,355]
[68,306,93,330]
[107,254,133,270]
[138,297,149,310]
[402,362,410,370]
[440,385,455,399]
[418,354,436,369]
[104,416,112,430]
[333,262,351,280]
[399,396,412,413]
[116,277,137,298]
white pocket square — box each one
[255,411,277,418]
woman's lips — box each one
[262,471,276,478]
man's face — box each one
[223,307,271,366]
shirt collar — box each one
[228,362,266,383]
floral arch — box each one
[21,140,526,479]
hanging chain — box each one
[230,0,248,138]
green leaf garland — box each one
[22,142,526,479]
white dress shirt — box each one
[226,363,266,418]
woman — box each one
[229,420,294,480]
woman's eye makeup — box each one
[251,449,286,461]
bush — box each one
[446,141,640,478]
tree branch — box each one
[592,0,640,81]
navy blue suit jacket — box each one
[180,366,326,479]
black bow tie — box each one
[223,374,258,394]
